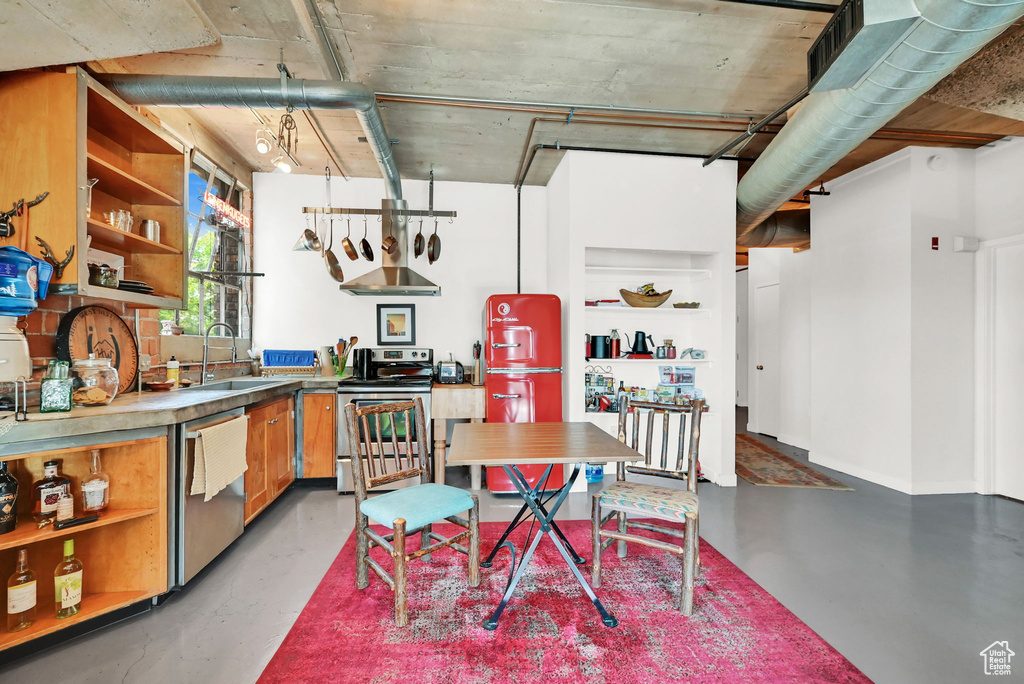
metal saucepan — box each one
[413,217,425,258]
[359,215,374,261]
[323,216,345,283]
[427,217,441,264]
[341,216,358,261]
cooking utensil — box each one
[294,212,323,252]
[382,211,398,254]
[341,216,358,261]
[323,216,345,283]
[413,217,425,258]
[358,215,374,261]
[626,331,654,355]
[427,217,441,264]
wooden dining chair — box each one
[344,397,480,626]
[591,399,704,615]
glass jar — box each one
[70,355,119,406]
[39,360,72,413]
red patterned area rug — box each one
[736,434,853,490]
[259,520,869,684]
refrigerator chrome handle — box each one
[492,393,522,399]
[492,342,521,348]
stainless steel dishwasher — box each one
[176,408,246,587]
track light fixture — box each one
[255,128,273,154]
[272,155,292,173]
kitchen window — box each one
[160,154,253,338]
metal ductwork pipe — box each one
[737,211,810,249]
[736,0,1024,237]
[98,75,402,200]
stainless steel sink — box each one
[183,379,280,391]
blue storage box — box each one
[263,349,316,367]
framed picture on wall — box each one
[376,304,417,345]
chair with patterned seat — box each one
[591,399,704,615]
[345,397,480,626]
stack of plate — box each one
[118,279,154,294]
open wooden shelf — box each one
[584,357,711,364]
[87,218,182,255]
[0,508,158,552]
[586,266,712,280]
[86,153,181,206]
[0,590,156,650]
[585,305,709,316]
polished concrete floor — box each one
[2,412,1022,683]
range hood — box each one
[340,199,441,296]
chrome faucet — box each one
[202,322,237,385]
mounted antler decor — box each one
[36,236,74,279]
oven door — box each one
[336,391,432,492]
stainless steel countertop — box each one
[0,376,342,446]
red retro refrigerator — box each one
[484,294,565,492]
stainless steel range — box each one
[336,348,432,491]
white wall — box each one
[735,268,749,406]
[808,147,977,494]
[252,173,546,368]
[810,151,915,490]
[778,249,811,450]
[976,137,1024,241]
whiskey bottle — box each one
[32,461,71,523]
[80,450,110,515]
[54,539,83,619]
[7,549,36,632]
[0,461,17,535]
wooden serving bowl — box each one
[619,288,672,308]
[146,380,175,392]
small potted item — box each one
[70,354,119,406]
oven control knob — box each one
[412,352,419,358]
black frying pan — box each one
[359,216,374,261]
[414,217,425,258]
[427,218,441,264]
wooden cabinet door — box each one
[268,396,295,496]
[244,405,270,523]
[302,393,336,478]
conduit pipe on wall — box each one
[737,211,810,248]
[735,0,1024,237]
[98,75,403,200]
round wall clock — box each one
[55,305,139,395]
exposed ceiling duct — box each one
[737,211,810,249]
[736,0,1024,238]
[97,74,402,200]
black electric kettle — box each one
[627,331,654,355]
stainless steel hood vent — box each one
[340,199,440,296]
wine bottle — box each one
[7,549,36,632]
[81,450,110,515]
[32,460,71,523]
[54,539,83,619]
[0,461,17,535]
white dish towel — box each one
[190,415,249,502]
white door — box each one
[753,284,781,437]
[994,243,1024,501]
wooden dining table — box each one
[448,421,640,630]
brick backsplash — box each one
[15,296,249,396]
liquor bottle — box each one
[81,450,110,515]
[54,539,83,619]
[7,549,36,632]
[0,461,18,535]
[32,461,71,523]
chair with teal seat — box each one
[345,397,480,626]
[592,399,704,615]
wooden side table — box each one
[431,383,486,488]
